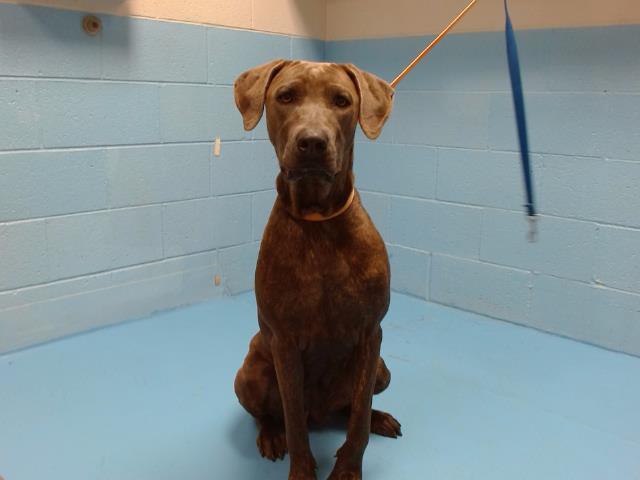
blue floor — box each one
[1,292,639,480]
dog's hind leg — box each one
[374,357,391,394]
[370,357,402,437]
[370,410,402,438]
[234,334,287,461]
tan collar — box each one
[300,188,356,222]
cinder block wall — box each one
[0,4,324,353]
[1,1,639,357]
[327,26,640,356]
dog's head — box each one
[234,60,393,215]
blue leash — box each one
[504,0,538,240]
[390,0,538,239]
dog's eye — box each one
[334,94,351,108]
[277,91,294,104]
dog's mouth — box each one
[281,167,336,183]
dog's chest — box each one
[256,208,390,341]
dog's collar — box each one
[300,188,356,222]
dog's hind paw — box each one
[370,410,402,438]
[257,421,288,461]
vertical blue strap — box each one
[504,0,537,220]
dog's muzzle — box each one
[282,167,336,183]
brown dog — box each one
[233,60,400,480]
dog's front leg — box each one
[328,327,382,480]
[272,337,317,480]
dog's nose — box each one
[297,134,327,155]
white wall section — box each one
[0,0,327,38]
[327,0,640,40]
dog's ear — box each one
[234,59,288,131]
[342,64,394,140]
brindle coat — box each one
[233,60,400,480]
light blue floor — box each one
[1,293,639,480]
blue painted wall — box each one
[327,26,640,356]
[0,4,323,353]
[1,3,638,357]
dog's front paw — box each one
[327,465,361,480]
[288,454,317,480]
[289,472,317,480]
[328,454,361,479]
[257,422,287,461]
[328,445,363,480]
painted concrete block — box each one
[599,160,640,228]
[355,143,437,198]
[388,245,430,299]
[37,81,160,147]
[0,220,49,291]
[0,149,108,222]
[393,32,507,92]
[531,274,640,356]
[489,92,606,157]
[159,85,210,144]
[292,38,325,62]
[390,197,482,258]
[430,254,532,324]
[1,6,638,360]
[0,251,218,310]
[332,33,508,93]
[539,154,607,222]
[0,269,111,311]
[0,4,101,79]
[0,81,40,150]
[0,256,221,354]
[111,251,218,285]
[394,91,490,149]
[481,210,598,282]
[212,142,252,195]
[207,28,290,85]
[106,144,211,207]
[437,148,542,211]
[595,226,640,294]
[212,141,278,195]
[219,242,260,295]
[102,16,207,83]
[211,85,250,141]
[602,94,640,161]
[160,84,239,143]
[163,198,216,257]
[359,191,390,241]
[213,195,252,248]
[163,196,251,257]
[46,206,163,281]
[252,190,276,241]
[328,27,640,94]
[517,26,640,93]
[540,156,640,228]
